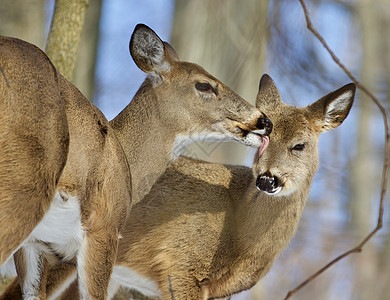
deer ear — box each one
[256,74,283,109]
[129,24,172,75]
[307,83,356,132]
[163,42,179,62]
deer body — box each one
[110,156,308,298]
[13,75,354,299]
[0,24,271,299]
[0,35,132,300]
[108,75,355,299]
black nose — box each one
[256,173,280,193]
[256,114,273,136]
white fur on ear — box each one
[323,90,354,129]
[308,83,355,132]
[130,24,171,75]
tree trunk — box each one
[45,0,89,82]
[349,0,382,299]
[171,0,269,166]
[0,0,45,47]
[73,0,102,102]
[376,2,390,300]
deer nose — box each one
[256,172,280,194]
[256,114,273,136]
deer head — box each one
[124,24,273,160]
[254,74,355,196]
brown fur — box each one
[0,24,270,299]
[11,75,355,299]
[109,76,355,298]
[0,34,131,299]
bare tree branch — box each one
[284,0,390,299]
[45,0,89,82]
[168,275,175,300]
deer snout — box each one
[256,171,282,195]
[254,114,273,136]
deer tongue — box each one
[258,135,269,158]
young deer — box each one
[107,75,355,299]
[0,24,271,299]
[108,75,355,299]
[8,74,354,299]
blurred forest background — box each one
[0,0,389,299]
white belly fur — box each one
[1,190,84,279]
[110,266,161,299]
[29,190,85,260]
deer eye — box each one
[292,144,305,151]
[195,82,216,94]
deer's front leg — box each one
[14,245,49,300]
[77,229,119,300]
[160,274,209,300]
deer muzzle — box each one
[256,172,282,195]
[255,115,273,136]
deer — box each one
[18,74,356,299]
[3,74,355,299]
[0,24,272,300]
[107,75,355,299]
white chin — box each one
[241,133,263,148]
[263,186,283,196]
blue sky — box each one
[94,0,174,120]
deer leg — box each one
[0,277,21,300]
[161,275,209,300]
[0,182,57,265]
[0,262,77,300]
[55,278,120,300]
[46,263,77,299]
[13,246,49,300]
[77,231,119,300]
[0,119,68,266]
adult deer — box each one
[0,24,271,299]
[36,74,355,299]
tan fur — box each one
[0,35,131,300]
[9,75,355,299]
[109,76,355,298]
[0,24,270,299]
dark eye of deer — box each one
[292,144,305,151]
[195,82,214,93]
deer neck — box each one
[235,179,311,257]
[110,82,178,204]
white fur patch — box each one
[171,130,229,160]
[22,245,42,299]
[1,191,85,299]
[133,28,170,73]
[77,237,90,300]
[110,266,161,298]
[171,126,263,160]
[107,280,121,299]
[0,255,16,277]
[242,132,264,148]
[324,90,352,126]
[29,191,85,260]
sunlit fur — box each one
[20,75,355,299]
[0,24,270,299]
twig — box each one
[0,66,10,88]
[168,275,175,300]
[284,1,390,299]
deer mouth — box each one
[258,135,269,157]
[227,116,272,148]
[256,173,283,195]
